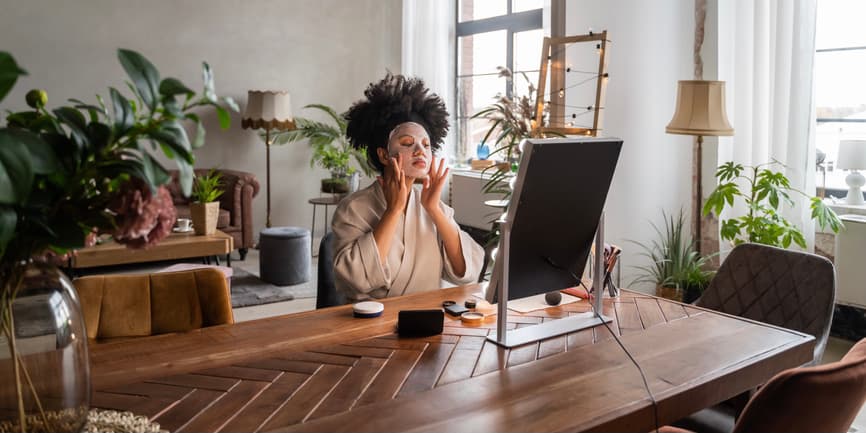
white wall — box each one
[567,0,696,293]
[0,0,401,241]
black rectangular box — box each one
[397,309,444,337]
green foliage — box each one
[630,210,714,292]
[471,68,563,246]
[472,68,548,202]
[192,170,224,203]
[270,103,374,178]
[703,161,843,249]
[0,49,237,262]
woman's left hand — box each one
[421,157,449,217]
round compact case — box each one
[353,301,384,318]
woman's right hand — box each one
[378,153,409,214]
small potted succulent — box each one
[190,170,224,235]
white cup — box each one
[176,218,192,231]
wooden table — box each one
[89,286,814,432]
[71,230,234,269]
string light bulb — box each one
[558,88,565,98]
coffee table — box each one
[70,230,234,269]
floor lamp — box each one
[666,80,734,254]
[242,90,295,228]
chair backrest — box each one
[316,231,346,309]
[75,268,234,339]
[733,338,866,433]
[696,243,836,364]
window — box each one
[454,0,544,166]
[815,0,866,194]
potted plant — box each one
[631,210,714,303]
[270,104,373,193]
[0,49,234,432]
[703,161,843,248]
[190,170,224,235]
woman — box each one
[332,74,484,302]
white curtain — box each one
[402,0,456,156]
[716,0,818,251]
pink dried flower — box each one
[110,179,176,249]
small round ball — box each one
[545,291,562,306]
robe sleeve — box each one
[331,198,391,300]
[437,202,485,285]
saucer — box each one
[173,227,194,233]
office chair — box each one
[316,231,346,308]
[663,338,866,433]
[75,268,234,339]
[675,242,837,432]
[697,242,836,365]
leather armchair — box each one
[168,168,260,259]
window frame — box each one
[815,42,866,195]
[453,0,543,163]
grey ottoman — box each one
[259,226,311,285]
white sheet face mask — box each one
[386,122,432,179]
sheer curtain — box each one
[402,0,456,156]
[716,0,819,250]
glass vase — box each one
[0,262,90,433]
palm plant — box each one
[270,104,374,179]
[631,210,714,302]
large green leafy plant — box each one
[0,48,234,431]
[471,68,548,201]
[271,103,373,178]
[703,161,842,248]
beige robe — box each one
[332,182,484,302]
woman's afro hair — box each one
[345,73,449,173]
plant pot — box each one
[0,262,90,433]
[321,177,349,194]
[655,285,683,302]
[190,202,219,235]
[682,284,703,304]
[348,172,361,193]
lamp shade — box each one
[241,90,295,130]
[666,80,734,136]
[837,140,866,170]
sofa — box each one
[168,168,260,260]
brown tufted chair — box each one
[74,268,234,340]
[662,338,866,433]
[169,169,260,260]
[673,242,837,432]
[697,243,836,365]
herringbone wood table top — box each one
[90,286,814,432]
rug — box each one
[230,268,317,308]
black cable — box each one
[544,256,660,433]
